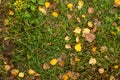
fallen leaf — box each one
[114,0,120,7]
[70,57,75,65]
[65,44,71,49]
[73,27,81,34]
[81,14,86,18]
[75,36,80,43]
[18,72,24,78]
[50,59,57,66]
[34,73,40,77]
[57,58,65,67]
[92,46,97,54]
[114,65,119,69]
[69,72,80,80]
[11,69,19,77]
[9,10,14,15]
[67,3,73,10]
[65,36,70,41]
[74,43,82,52]
[77,0,84,10]
[88,21,93,28]
[88,7,94,14]
[77,17,81,23]
[28,69,35,75]
[100,46,108,53]
[89,57,96,65]
[52,11,58,17]
[4,65,11,71]
[117,26,120,32]
[84,33,96,43]
[98,68,104,74]
[45,2,51,8]
[4,19,9,26]
[38,6,46,15]
[82,28,90,37]
[109,75,115,80]
[43,63,50,70]
[62,74,69,80]
[75,57,80,62]
[67,14,72,19]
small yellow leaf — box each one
[38,6,46,15]
[28,69,35,75]
[73,27,81,34]
[52,11,58,17]
[82,28,90,37]
[45,2,51,8]
[18,72,24,78]
[4,19,9,25]
[77,0,84,10]
[50,59,57,66]
[34,73,40,77]
[9,10,14,15]
[92,46,97,54]
[114,65,119,69]
[81,14,86,18]
[89,57,96,65]
[67,3,73,9]
[114,0,120,7]
[110,75,115,80]
[74,43,82,52]
[75,57,80,62]
[88,21,93,27]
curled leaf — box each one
[84,33,95,43]
[65,44,71,49]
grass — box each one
[0,0,120,80]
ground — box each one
[0,0,120,80]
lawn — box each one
[0,0,120,80]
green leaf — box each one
[38,0,45,5]
[31,0,36,3]
[30,5,36,11]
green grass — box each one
[0,0,120,80]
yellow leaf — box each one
[18,72,24,78]
[114,0,120,7]
[81,14,86,18]
[50,59,57,66]
[28,69,35,75]
[114,65,119,69]
[45,2,51,8]
[4,19,9,25]
[77,0,84,10]
[82,28,90,37]
[92,46,97,54]
[73,27,81,34]
[38,6,46,15]
[74,43,82,52]
[63,74,69,80]
[75,36,80,43]
[52,11,58,17]
[88,21,93,27]
[67,3,73,9]
[9,10,14,15]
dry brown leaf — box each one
[70,58,75,66]
[69,72,80,80]
[88,7,94,14]
[57,58,65,67]
[94,21,101,27]
[91,26,98,33]
[11,69,19,78]
[67,14,72,20]
[84,33,95,43]
[100,46,108,53]
[43,63,50,70]
[4,65,11,71]
[91,46,97,55]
